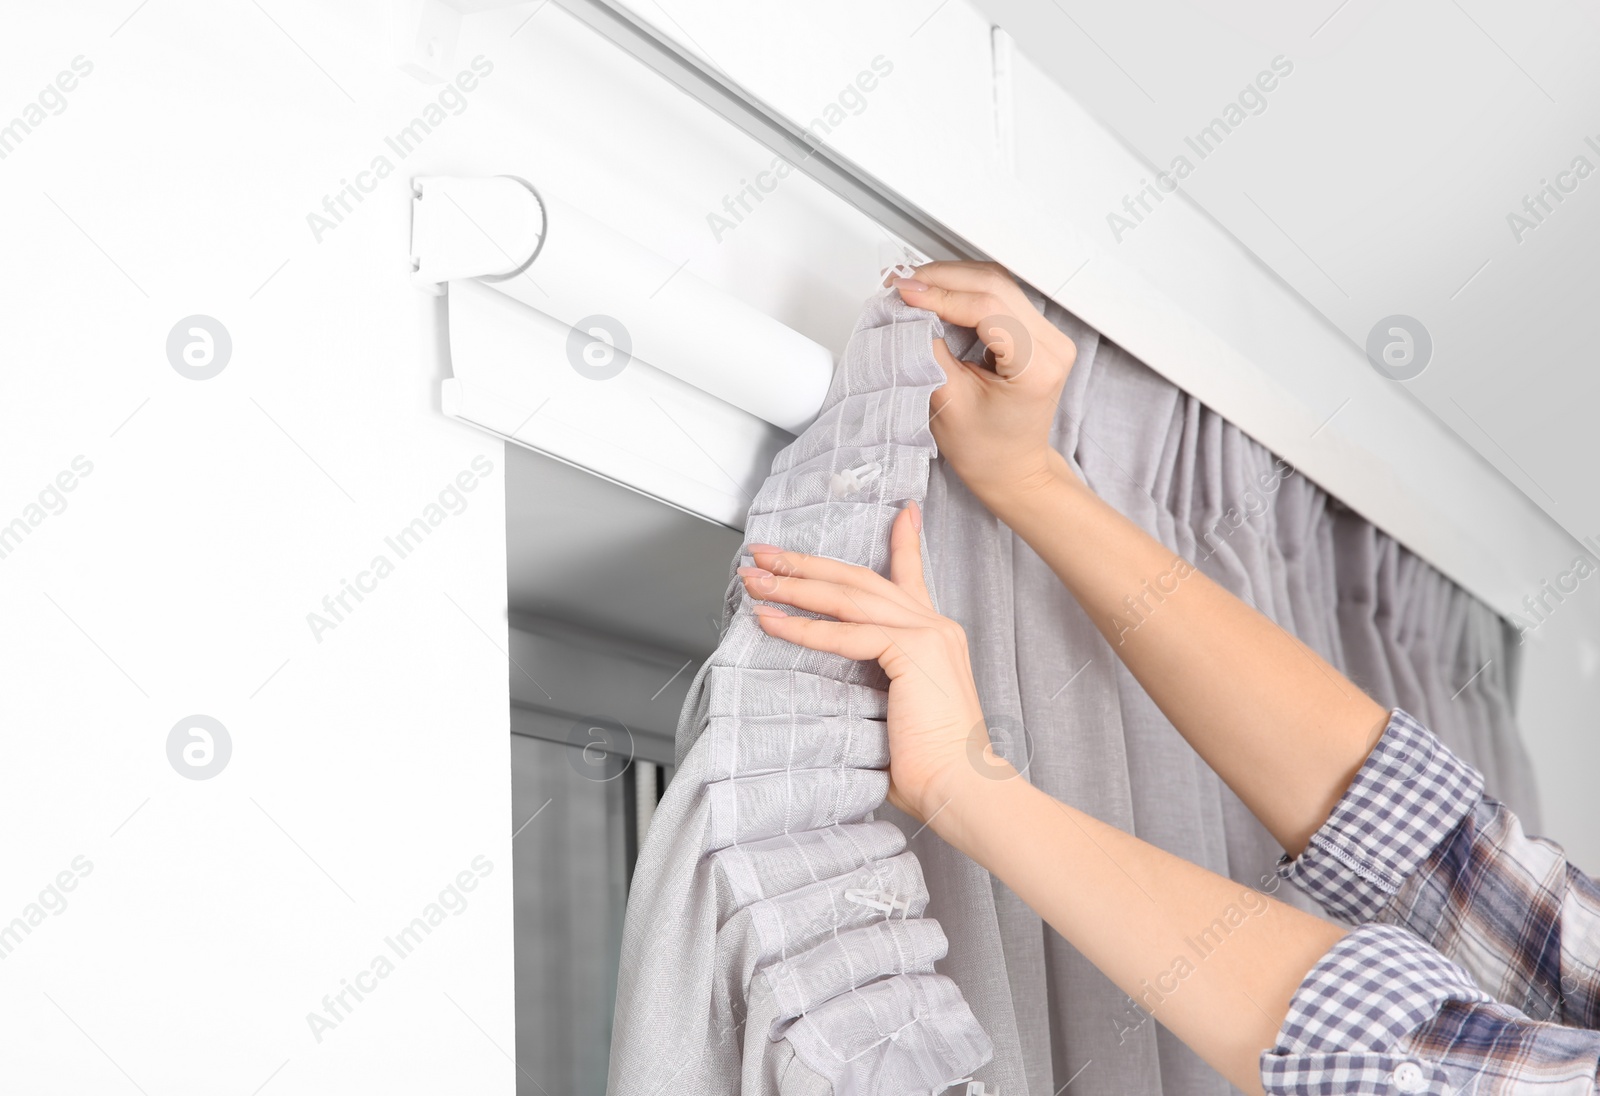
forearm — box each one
[936,767,1345,1095]
[984,456,1388,855]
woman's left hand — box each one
[740,503,1000,826]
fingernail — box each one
[747,543,781,554]
[736,566,773,579]
[908,500,923,531]
[893,278,929,293]
[752,605,788,619]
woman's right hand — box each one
[892,261,1077,503]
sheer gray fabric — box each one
[608,286,1542,1096]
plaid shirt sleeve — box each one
[1277,708,1600,1030]
[1261,922,1600,1094]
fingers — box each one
[744,505,932,618]
[887,504,932,606]
[752,611,897,662]
[899,261,1021,316]
[895,264,1062,382]
[739,567,925,628]
[893,281,1012,331]
[901,285,1030,378]
[748,544,904,602]
[929,337,985,395]
[975,315,1037,379]
[922,310,1040,387]
[909,260,1013,292]
[745,505,933,622]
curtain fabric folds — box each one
[607,286,1542,1096]
[608,288,995,1096]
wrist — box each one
[921,760,1032,860]
[975,449,1079,518]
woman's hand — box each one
[891,261,1077,503]
[740,503,1004,827]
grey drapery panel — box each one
[608,286,1543,1096]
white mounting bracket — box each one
[409,175,545,293]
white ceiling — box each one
[973,0,1600,548]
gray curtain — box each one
[513,732,631,1096]
[606,287,1544,1096]
[914,295,1544,1096]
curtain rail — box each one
[551,0,986,267]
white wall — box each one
[0,2,913,1091]
[0,4,521,1091]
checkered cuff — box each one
[1261,923,1491,1094]
[1277,709,1483,924]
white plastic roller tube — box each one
[412,175,836,434]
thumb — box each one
[887,503,932,606]
[975,313,1035,380]
[929,337,985,418]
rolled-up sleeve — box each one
[1278,708,1600,1030]
[1261,923,1600,1094]
[1276,709,1483,925]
